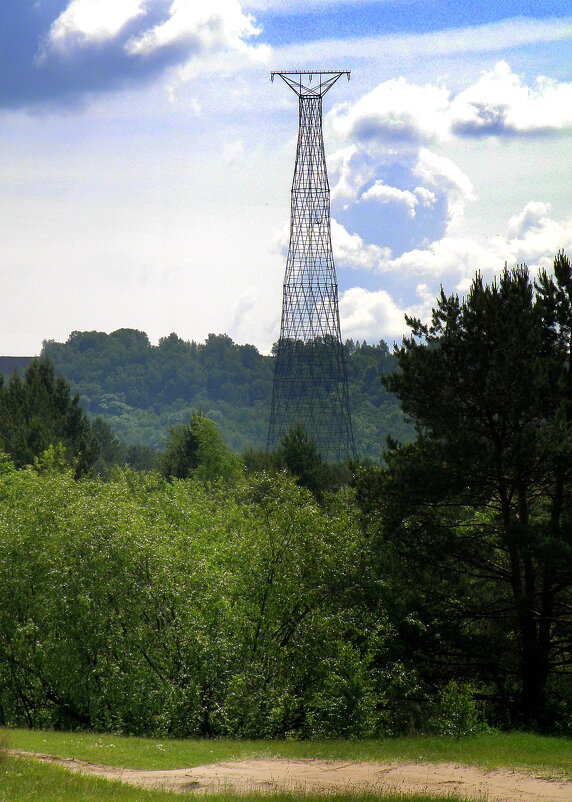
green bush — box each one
[0,465,386,737]
[438,681,487,739]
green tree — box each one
[275,423,334,499]
[0,358,98,475]
[359,255,572,730]
[224,474,381,737]
[160,412,240,483]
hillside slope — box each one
[38,329,413,459]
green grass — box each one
[0,756,177,802]
[0,757,472,802]
[3,728,572,779]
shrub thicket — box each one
[0,459,393,737]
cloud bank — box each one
[331,61,572,145]
[0,0,266,109]
[321,60,572,343]
[45,0,147,51]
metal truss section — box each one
[267,71,356,461]
[270,70,350,97]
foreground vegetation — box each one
[2,729,570,802]
[0,254,571,739]
[0,463,394,738]
[0,756,179,802]
[1,757,471,802]
[4,729,572,778]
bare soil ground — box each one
[13,752,572,801]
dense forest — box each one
[38,332,412,460]
[0,253,571,738]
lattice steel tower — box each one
[267,71,356,461]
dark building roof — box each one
[0,356,34,378]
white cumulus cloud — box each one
[332,202,572,288]
[360,180,437,218]
[414,148,475,228]
[340,287,408,342]
[340,285,433,343]
[45,0,147,51]
[331,77,451,145]
[331,219,391,271]
[414,186,437,208]
[126,0,264,58]
[507,201,552,239]
[361,180,419,218]
[451,61,572,136]
[330,62,572,147]
[328,146,367,204]
[337,201,571,342]
[504,202,572,268]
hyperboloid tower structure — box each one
[267,70,356,461]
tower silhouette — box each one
[267,71,355,461]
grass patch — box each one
[0,756,177,802]
[3,728,572,779]
[0,756,472,802]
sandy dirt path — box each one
[13,753,572,801]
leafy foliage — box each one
[274,423,334,499]
[3,255,572,739]
[0,462,390,737]
[438,681,487,739]
[0,358,98,475]
[159,411,240,483]
[355,254,572,731]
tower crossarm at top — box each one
[271,70,350,97]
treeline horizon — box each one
[27,330,412,460]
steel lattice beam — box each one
[267,71,356,461]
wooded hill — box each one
[37,331,412,459]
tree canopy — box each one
[355,253,572,729]
[40,331,412,459]
[160,411,240,483]
[0,463,383,737]
[0,358,98,475]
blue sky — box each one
[1,1,572,354]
